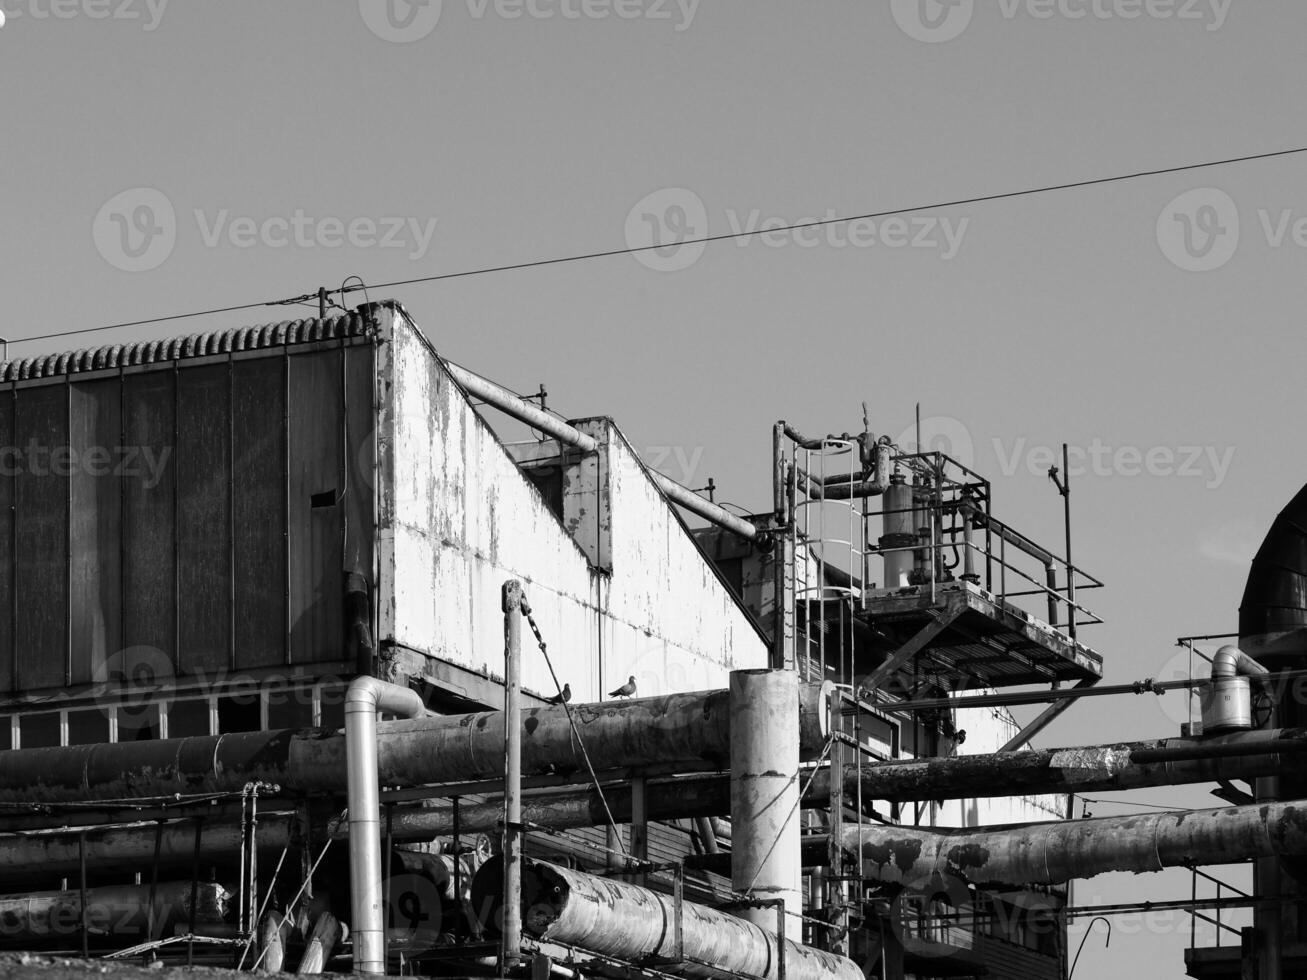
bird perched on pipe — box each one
[609,676,637,699]
[544,684,571,705]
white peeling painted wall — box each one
[377,312,767,703]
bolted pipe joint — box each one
[345,677,427,975]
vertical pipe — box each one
[631,776,648,889]
[345,677,426,975]
[501,581,524,973]
[1062,443,1076,641]
[730,669,801,944]
[78,831,88,958]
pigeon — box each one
[544,683,571,706]
[609,676,637,699]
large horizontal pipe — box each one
[0,815,296,883]
[329,775,731,842]
[836,728,1307,803]
[472,857,862,980]
[0,881,227,946]
[0,687,829,805]
[844,799,1307,888]
[446,360,758,541]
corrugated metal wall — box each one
[0,340,375,693]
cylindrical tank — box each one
[1201,676,1252,733]
[880,474,915,589]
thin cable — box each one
[10,144,1307,351]
[341,145,1307,296]
[249,837,335,972]
[522,601,629,859]
[741,737,835,896]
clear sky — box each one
[3,1,1304,975]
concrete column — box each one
[730,669,802,943]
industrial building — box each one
[0,299,1299,977]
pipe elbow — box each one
[1212,645,1271,682]
[345,676,426,720]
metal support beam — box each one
[1000,678,1097,752]
[502,581,525,974]
[860,597,964,693]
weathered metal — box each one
[297,911,343,974]
[844,799,1307,887]
[0,881,227,946]
[0,685,831,804]
[443,358,757,541]
[472,857,863,980]
[502,582,525,970]
[837,727,1307,802]
[0,815,296,882]
[344,677,427,974]
[730,670,802,943]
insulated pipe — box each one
[833,727,1307,803]
[345,677,426,975]
[0,881,227,947]
[0,686,831,805]
[471,857,863,980]
[444,360,758,541]
[502,582,525,969]
[843,799,1307,888]
[730,669,802,943]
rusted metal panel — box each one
[15,384,68,689]
[232,356,288,670]
[176,364,230,674]
[288,350,346,665]
[122,370,176,666]
[0,391,11,693]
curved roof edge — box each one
[0,306,388,382]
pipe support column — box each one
[730,669,802,943]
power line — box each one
[9,143,1307,352]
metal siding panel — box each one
[288,349,344,664]
[344,346,376,618]
[232,357,287,669]
[122,371,176,666]
[69,378,123,684]
[0,393,12,692]
[15,384,69,688]
[176,363,231,675]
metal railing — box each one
[1189,866,1251,949]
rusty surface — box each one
[845,799,1307,887]
[472,857,862,980]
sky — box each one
[3,0,1306,975]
